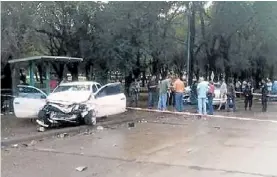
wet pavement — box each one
[2,111,277,177]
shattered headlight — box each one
[71,103,87,112]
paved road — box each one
[2,112,277,177]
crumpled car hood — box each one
[47,91,91,105]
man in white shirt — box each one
[267,78,272,94]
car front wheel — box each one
[84,110,97,126]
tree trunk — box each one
[133,50,141,79]
[37,64,43,84]
[67,63,79,81]
[85,63,92,81]
[188,2,196,85]
[51,62,65,83]
[142,70,146,87]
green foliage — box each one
[2,1,277,82]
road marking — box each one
[127,107,277,124]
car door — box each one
[13,85,47,119]
[108,84,126,114]
[94,83,126,117]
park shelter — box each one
[8,56,83,95]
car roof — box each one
[59,81,100,86]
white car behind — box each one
[183,82,221,106]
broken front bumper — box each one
[39,102,91,122]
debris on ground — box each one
[113,144,117,147]
[128,122,135,128]
[214,126,221,129]
[187,148,193,153]
[97,126,104,130]
[11,144,18,148]
[58,133,68,138]
[37,127,45,132]
[22,143,29,147]
[29,140,37,146]
[75,166,87,172]
[4,137,8,140]
[83,130,94,135]
[139,119,147,123]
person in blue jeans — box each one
[158,76,171,111]
[207,81,215,115]
[197,77,209,115]
[173,75,185,112]
[147,76,158,109]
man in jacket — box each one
[261,79,268,112]
[158,75,171,111]
[147,76,158,109]
[244,82,254,111]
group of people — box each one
[147,74,186,112]
[129,74,271,116]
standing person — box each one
[158,75,171,111]
[218,79,227,110]
[50,75,58,91]
[244,82,254,111]
[147,76,158,109]
[226,79,236,112]
[267,79,272,101]
[190,78,198,105]
[19,68,27,85]
[242,81,247,92]
[261,79,268,112]
[197,77,209,115]
[173,75,185,112]
[235,80,242,97]
[129,79,140,107]
[207,81,215,115]
[168,80,176,107]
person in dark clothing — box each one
[147,76,158,109]
[19,68,27,85]
[244,82,254,110]
[261,79,268,112]
[226,80,236,112]
[129,79,140,107]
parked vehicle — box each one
[13,82,126,128]
[183,83,222,106]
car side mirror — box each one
[41,95,47,99]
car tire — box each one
[84,110,96,126]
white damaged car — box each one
[13,82,126,128]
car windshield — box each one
[53,85,90,93]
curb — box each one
[127,107,277,123]
[1,117,137,146]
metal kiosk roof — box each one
[9,56,83,94]
[8,56,83,63]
